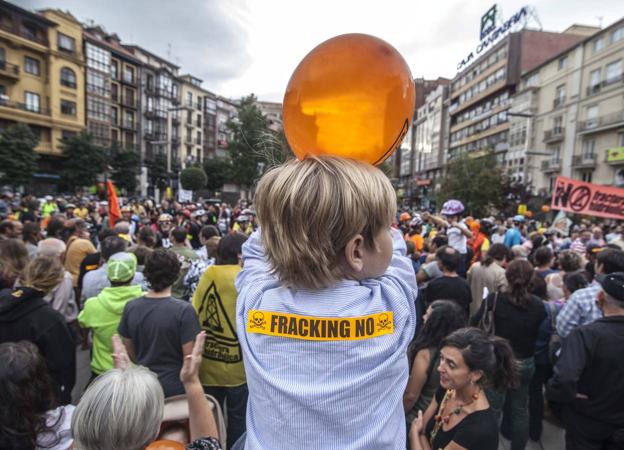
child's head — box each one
[255,156,396,289]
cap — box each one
[195,209,207,217]
[66,203,76,208]
[107,252,137,283]
[596,272,624,302]
[236,215,249,223]
[45,195,53,201]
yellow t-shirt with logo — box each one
[192,264,246,387]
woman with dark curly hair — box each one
[0,341,74,450]
[404,300,466,438]
[118,249,201,397]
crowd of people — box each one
[0,156,623,450]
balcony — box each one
[0,61,20,81]
[121,96,137,109]
[0,23,48,46]
[121,75,137,87]
[541,158,561,173]
[553,97,566,109]
[145,85,156,95]
[171,96,180,106]
[578,111,624,134]
[185,136,193,145]
[144,131,167,141]
[196,101,202,111]
[586,84,601,97]
[571,153,597,168]
[156,88,172,99]
[543,127,564,143]
[120,120,136,131]
[0,98,50,115]
[171,136,180,145]
[195,138,202,145]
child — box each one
[235,157,417,449]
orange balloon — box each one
[283,34,415,165]
[525,211,533,218]
[541,205,551,213]
[146,440,185,450]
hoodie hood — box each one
[97,284,144,315]
[0,287,47,322]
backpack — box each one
[478,292,499,335]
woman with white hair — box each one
[72,331,221,450]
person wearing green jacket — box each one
[78,252,144,381]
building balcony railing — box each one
[543,127,564,143]
[144,131,167,141]
[553,97,566,109]
[571,153,597,168]
[121,96,137,109]
[578,111,624,134]
[0,98,50,115]
[0,61,20,80]
[0,23,48,46]
[145,85,156,95]
[541,158,561,173]
[195,138,202,145]
[196,101,202,111]
[121,75,137,86]
[185,136,193,144]
[120,120,136,131]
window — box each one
[583,139,596,158]
[24,92,40,112]
[111,61,118,80]
[196,131,201,145]
[57,32,75,53]
[125,111,134,128]
[111,83,118,101]
[124,87,134,106]
[60,100,76,116]
[556,85,566,101]
[581,172,593,183]
[123,65,134,84]
[85,43,110,73]
[196,114,202,127]
[593,38,604,53]
[146,119,154,134]
[111,107,118,125]
[553,116,563,132]
[558,56,567,70]
[187,110,192,124]
[60,67,76,88]
[87,69,110,97]
[611,26,624,44]
[187,91,193,106]
[605,60,622,84]
[620,133,624,147]
[24,56,40,76]
[586,105,599,127]
[87,97,110,121]
[590,68,601,87]
[147,97,154,111]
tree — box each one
[203,157,232,192]
[110,144,140,194]
[180,167,207,191]
[436,151,505,217]
[60,132,107,192]
[146,152,168,191]
[227,94,291,188]
[0,123,39,189]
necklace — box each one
[430,388,480,444]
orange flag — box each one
[107,180,121,228]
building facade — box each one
[521,18,624,193]
[0,2,85,187]
[178,74,205,166]
[448,28,594,171]
[256,100,283,132]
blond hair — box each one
[19,256,64,294]
[255,156,396,289]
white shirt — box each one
[37,405,74,450]
[447,222,468,254]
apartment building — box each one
[178,74,205,166]
[0,1,85,184]
[256,100,282,132]
[215,96,238,157]
[83,26,141,155]
[520,18,624,193]
[124,45,180,174]
[202,90,217,159]
[448,28,594,169]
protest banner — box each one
[551,175,624,220]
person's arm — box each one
[121,337,136,362]
[409,396,438,450]
[546,327,589,403]
[556,292,583,338]
[234,228,280,294]
[453,222,473,239]
[427,214,449,228]
[180,331,220,442]
[403,349,431,412]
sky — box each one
[22,0,624,102]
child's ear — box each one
[344,234,365,273]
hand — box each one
[180,331,206,386]
[111,334,131,369]
[410,410,424,436]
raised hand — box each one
[180,331,206,386]
[111,334,131,370]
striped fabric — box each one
[235,229,417,449]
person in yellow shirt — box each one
[192,232,249,449]
[73,200,89,220]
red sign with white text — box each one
[551,176,624,220]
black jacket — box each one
[0,287,76,404]
[546,315,624,439]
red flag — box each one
[107,180,121,228]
